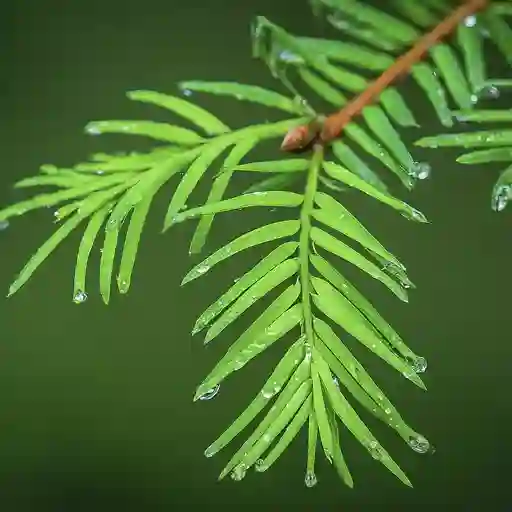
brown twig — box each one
[281,0,489,152]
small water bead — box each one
[479,85,500,100]
[304,471,317,488]
[279,50,303,64]
[367,440,384,460]
[492,184,510,212]
[261,382,281,399]
[198,384,220,401]
[85,125,101,135]
[412,356,427,373]
[255,459,266,472]
[410,162,431,180]
[0,219,9,231]
[464,15,477,28]
[195,263,211,276]
[231,464,247,481]
[408,434,431,454]
[118,279,129,293]
[181,88,193,97]
[73,290,88,304]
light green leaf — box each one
[204,338,305,457]
[243,173,302,194]
[195,304,302,400]
[7,184,134,297]
[166,191,303,228]
[313,191,404,268]
[106,150,199,230]
[457,148,512,164]
[0,173,139,223]
[164,138,234,227]
[331,141,388,192]
[457,21,486,94]
[311,277,425,389]
[429,43,473,110]
[178,81,307,115]
[183,220,300,284]
[74,147,185,173]
[313,347,412,487]
[411,62,453,127]
[15,171,96,189]
[99,216,120,305]
[190,138,258,254]
[310,227,408,301]
[127,90,230,135]
[192,242,298,334]
[343,123,413,189]
[416,130,512,148]
[8,214,83,297]
[203,259,299,344]
[73,202,113,302]
[310,254,420,362]
[117,195,153,294]
[314,318,422,446]
[296,37,393,70]
[233,384,312,475]
[311,363,334,461]
[85,120,205,145]
[326,406,353,487]
[231,159,309,173]
[218,355,311,478]
[322,161,428,222]
[362,106,415,169]
[255,393,311,472]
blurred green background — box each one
[1,0,510,509]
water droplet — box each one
[195,263,210,275]
[85,125,101,135]
[198,384,220,401]
[118,278,129,293]
[279,50,303,64]
[405,207,427,223]
[464,15,477,27]
[367,440,383,460]
[73,290,88,304]
[412,356,427,373]
[333,376,339,388]
[233,359,244,371]
[0,219,9,231]
[410,161,431,180]
[492,184,510,212]
[384,408,391,414]
[231,463,247,481]
[181,89,193,97]
[408,434,431,454]
[204,445,215,458]
[479,85,500,100]
[304,471,317,488]
[255,459,266,472]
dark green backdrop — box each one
[1,0,510,509]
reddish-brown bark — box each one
[281,0,489,152]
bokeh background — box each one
[1,0,510,509]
